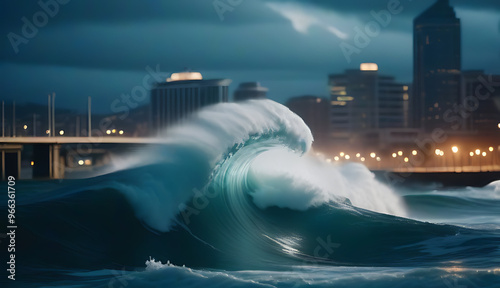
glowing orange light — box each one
[360,63,378,71]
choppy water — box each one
[1,100,499,287]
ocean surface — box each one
[1,100,499,287]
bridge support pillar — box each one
[33,144,64,179]
[0,145,22,181]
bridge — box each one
[0,137,162,180]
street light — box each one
[435,149,441,156]
[392,153,397,158]
[412,150,418,156]
[475,149,481,156]
[360,157,366,162]
[345,155,350,160]
[404,157,409,163]
[477,152,487,172]
[119,130,124,135]
[59,130,64,136]
[451,146,459,172]
[370,152,376,158]
[23,125,28,130]
[469,152,475,171]
[334,156,339,161]
[398,151,403,156]
[356,153,361,158]
[340,152,345,157]
[490,147,496,170]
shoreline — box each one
[373,170,500,188]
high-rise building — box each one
[286,96,330,150]
[150,71,231,133]
[460,71,500,133]
[413,0,461,130]
[233,82,268,101]
[328,63,410,145]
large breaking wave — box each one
[9,100,500,286]
[111,99,406,233]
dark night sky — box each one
[1,0,499,113]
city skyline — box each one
[1,0,499,113]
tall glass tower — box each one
[413,0,461,130]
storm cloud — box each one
[1,0,499,112]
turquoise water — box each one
[1,100,499,287]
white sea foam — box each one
[248,148,407,217]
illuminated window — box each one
[331,101,347,106]
[331,86,346,92]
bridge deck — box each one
[0,137,163,144]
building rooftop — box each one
[415,0,458,22]
[154,71,232,87]
[167,71,203,82]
